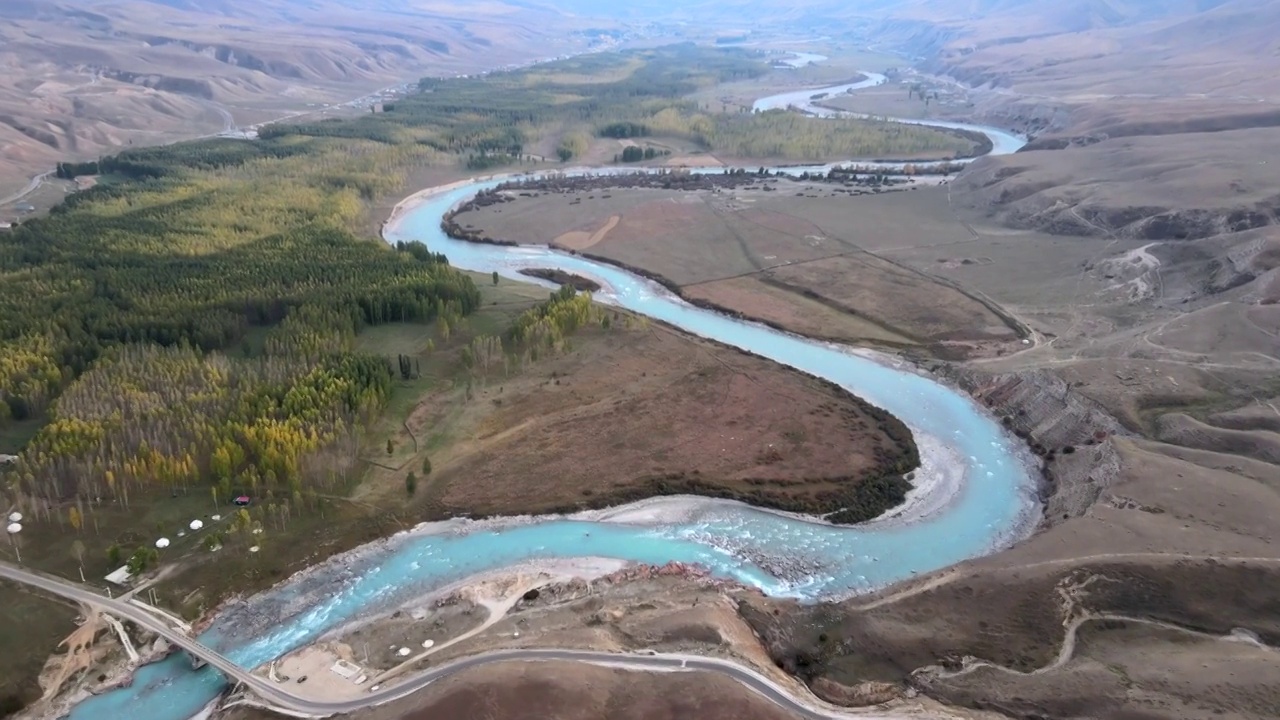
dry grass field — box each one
[915,1,1280,100]
[354,289,915,520]
[392,663,805,720]
[819,84,960,122]
[954,129,1280,241]
[0,590,78,715]
[460,184,1025,357]
[424,322,912,517]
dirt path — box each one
[554,214,620,250]
[0,171,51,207]
[371,575,548,684]
[1013,552,1280,572]
[913,560,1278,682]
[847,569,965,610]
[859,552,1280,611]
[922,611,1276,682]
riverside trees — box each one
[507,286,599,353]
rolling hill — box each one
[0,0,604,197]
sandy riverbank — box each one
[385,166,612,234]
[576,430,960,531]
[314,556,630,642]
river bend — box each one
[67,76,1034,720]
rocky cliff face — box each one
[945,367,1126,524]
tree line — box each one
[632,107,977,161]
[7,342,392,520]
[258,44,767,164]
[2,117,485,523]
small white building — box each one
[105,566,134,586]
[0,222,12,231]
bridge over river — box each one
[2,561,889,719]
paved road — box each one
[1,562,895,719]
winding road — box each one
[0,561,904,719]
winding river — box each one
[67,76,1034,720]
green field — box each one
[353,274,563,485]
[0,418,40,455]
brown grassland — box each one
[455,183,1025,358]
[229,662,807,720]
[354,285,916,521]
[390,663,800,720]
[407,320,913,518]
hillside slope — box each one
[0,0,601,197]
[918,0,1280,96]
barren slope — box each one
[954,130,1280,240]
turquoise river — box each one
[67,74,1036,720]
